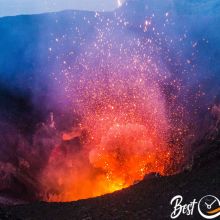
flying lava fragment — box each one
[38,27,184,202]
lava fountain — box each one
[39,28,183,202]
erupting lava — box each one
[40,59,174,201]
[40,118,171,202]
[39,26,183,202]
[89,123,170,187]
[0,0,217,207]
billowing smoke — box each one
[0,0,219,202]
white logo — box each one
[170,195,220,219]
[198,195,220,219]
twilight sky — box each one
[0,0,124,17]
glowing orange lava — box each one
[39,72,173,202]
[40,33,181,202]
[40,120,171,202]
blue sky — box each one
[0,0,123,17]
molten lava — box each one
[40,69,173,202]
[40,121,171,202]
[39,28,183,202]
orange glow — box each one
[40,43,182,202]
[40,96,173,202]
[40,122,171,202]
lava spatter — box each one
[39,9,187,202]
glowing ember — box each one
[39,51,174,201]
[38,9,185,202]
